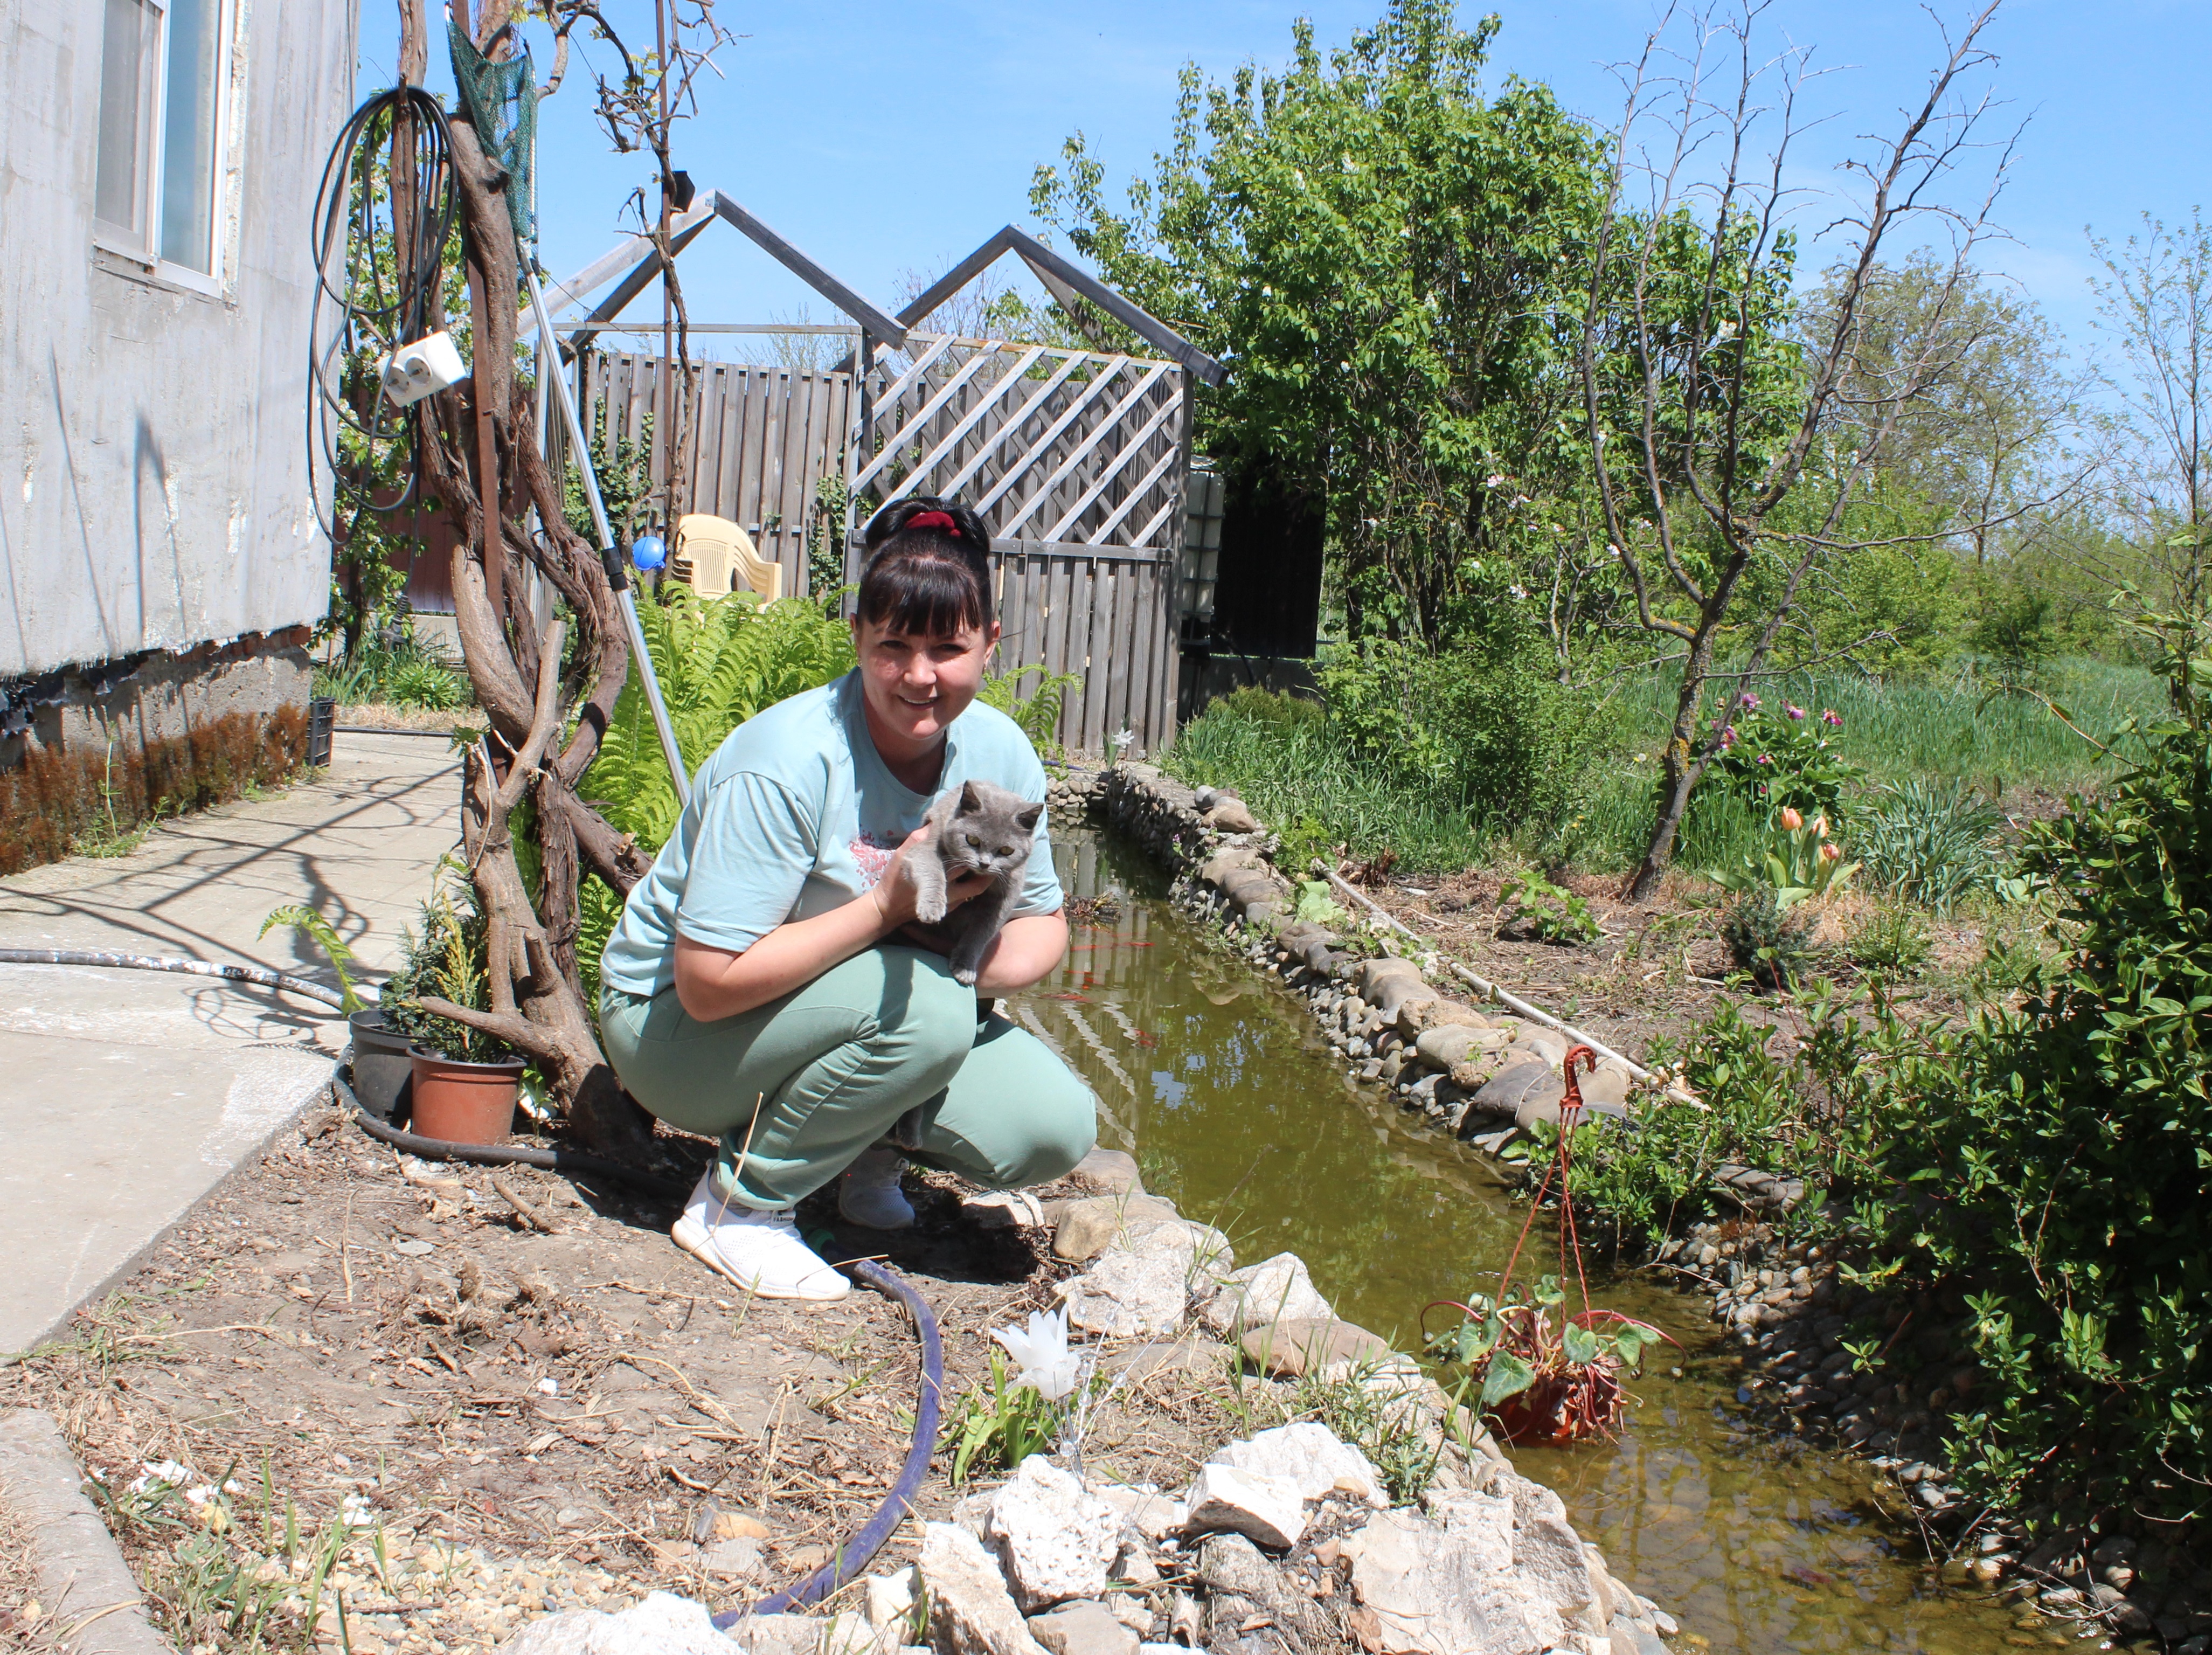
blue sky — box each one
[359,2,2206,365]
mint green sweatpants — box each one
[600,945,1097,1211]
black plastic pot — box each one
[348,1007,413,1120]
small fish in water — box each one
[1044,992,1090,1003]
[1779,1563,1837,1590]
[1132,1029,1159,1049]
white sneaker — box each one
[837,1147,916,1230]
[671,1173,849,1301]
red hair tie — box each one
[906,509,959,536]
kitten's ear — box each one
[958,779,983,813]
[1016,804,1043,833]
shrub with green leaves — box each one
[1496,871,1598,945]
[1710,696,1863,815]
[978,664,1081,756]
[1553,994,1856,1245]
[1842,608,2212,1522]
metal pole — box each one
[523,260,692,808]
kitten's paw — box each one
[952,965,980,986]
[914,897,947,925]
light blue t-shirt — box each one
[599,671,1064,999]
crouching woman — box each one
[597,497,1097,1301]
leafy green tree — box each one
[1030,0,1607,645]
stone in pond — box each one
[1396,998,1490,1037]
[1238,1317,1391,1379]
[1067,1147,1143,1196]
[1415,1024,1510,1069]
[1058,1224,1232,1338]
[1469,1060,1553,1119]
[1205,798,1263,834]
[1052,1195,1182,1263]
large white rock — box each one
[919,1521,1052,1655]
[495,1593,764,1655]
[1336,1476,1602,1655]
[1209,1421,1386,1508]
[1414,1024,1511,1069]
[1058,1222,1233,1338]
[986,1456,1122,1611]
[1200,1252,1333,1335]
[1180,1462,1308,1550]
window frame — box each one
[91,0,237,297]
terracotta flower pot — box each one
[406,1045,523,1145]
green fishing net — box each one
[448,18,538,251]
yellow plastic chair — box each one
[674,513,783,600]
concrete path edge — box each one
[0,1407,176,1655]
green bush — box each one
[1846,609,2212,1522]
[1717,888,1825,989]
[314,622,470,710]
[1555,994,1856,1246]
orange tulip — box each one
[1818,841,1842,863]
[1779,807,1804,831]
[1812,814,1829,838]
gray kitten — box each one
[910,779,1044,985]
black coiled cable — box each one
[306,86,457,544]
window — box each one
[94,0,231,280]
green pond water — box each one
[1010,831,2043,1655]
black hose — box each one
[723,1258,945,1619]
[3,947,951,1612]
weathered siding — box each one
[0,0,356,678]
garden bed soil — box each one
[0,1104,1259,1655]
[1340,864,2038,1058]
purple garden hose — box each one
[2,947,950,1618]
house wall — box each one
[0,0,357,689]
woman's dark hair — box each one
[856,495,993,636]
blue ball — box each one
[630,534,668,571]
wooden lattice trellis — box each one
[849,336,1190,751]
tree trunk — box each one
[1625,622,1722,903]
[387,49,656,1159]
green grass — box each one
[1162,656,2168,880]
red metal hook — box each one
[1560,1043,1599,1118]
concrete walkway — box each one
[0,730,460,1354]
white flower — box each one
[991,1307,1083,1402]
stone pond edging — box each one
[1056,760,2165,1635]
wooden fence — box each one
[852,336,1189,753]
[574,352,852,595]
[568,334,1191,754]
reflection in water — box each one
[1013,832,2028,1655]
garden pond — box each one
[1009,830,2064,1655]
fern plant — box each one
[979,664,1081,756]
[582,587,857,853]
[259,904,365,1013]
